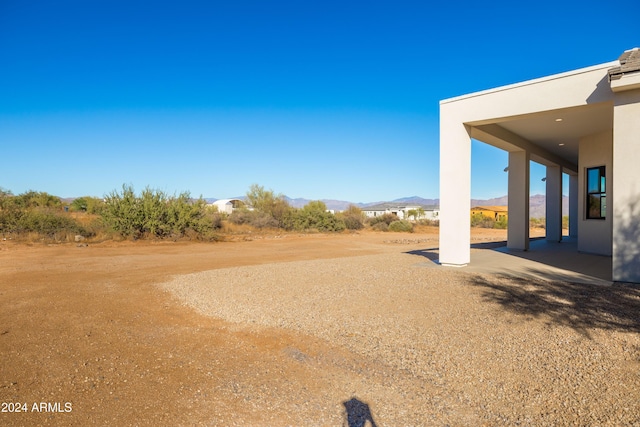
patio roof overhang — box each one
[466,102,613,173]
[438,59,620,268]
[440,50,640,283]
[440,61,618,171]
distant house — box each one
[362,203,439,221]
[210,198,246,215]
[470,206,508,222]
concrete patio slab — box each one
[465,238,612,286]
[413,237,613,286]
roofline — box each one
[440,61,619,105]
[363,205,439,210]
[211,198,244,204]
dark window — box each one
[586,166,606,219]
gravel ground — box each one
[159,251,640,426]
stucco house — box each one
[439,48,640,283]
[363,203,439,221]
[470,206,508,222]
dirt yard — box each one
[1,227,639,426]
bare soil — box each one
[1,227,638,426]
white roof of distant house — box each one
[363,203,438,211]
[212,198,243,205]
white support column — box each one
[439,120,471,266]
[545,164,563,242]
[569,173,578,238]
[507,150,530,250]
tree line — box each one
[0,184,422,242]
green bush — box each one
[101,185,219,240]
[13,191,62,209]
[494,217,508,229]
[388,220,414,232]
[228,209,280,229]
[292,201,345,232]
[367,213,398,227]
[244,184,293,229]
[406,208,425,221]
[470,213,495,228]
[371,222,388,231]
[102,185,143,238]
[0,208,86,239]
[530,217,545,229]
[70,196,105,214]
[337,205,364,230]
[471,213,508,229]
[228,209,253,225]
[18,209,86,237]
[0,189,87,240]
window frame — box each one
[586,166,606,220]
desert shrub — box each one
[244,184,293,229]
[530,217,545,229]
[343,215,363,230]
[228,209,253,225]
[418,218,440,227]
[562,215,569,230]
[471,213,508,229]
[470,213,495,228]
[494,217,508,229]
[140,187,170,236]
[70,197,88,212]
[388,220,414,232]
[101,185,218,239]
[70,196,105,214]
[245,184,278,213]
[0,208,86,240]
[11,190,62,209]
[250,211,281,229]
[337,205,364,230]
[371,222,388,232]
[292,201,345,232]
[167,193,221,238]
[0,189,87,240]
[17,209,86,237]
[406,208,426,221]
[1,190,62,212]
[0,187,14,209]
[102,185,143,238]
[81,216,110,240]
[228,209,280,229]
[367,213,398,227]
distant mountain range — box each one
[204,194,568,218]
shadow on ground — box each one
[469,273,640,337]
[406,240,509,262]
[343,397,378,427]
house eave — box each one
[609,71,640,92]
[440,61,619,105]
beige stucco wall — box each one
[612,90,640,282]
[577,130,612,255]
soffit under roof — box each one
[475,102,613,167]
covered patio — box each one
[467,237,612,286]
[439,48,640,283]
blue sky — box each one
[1,0,638,202]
